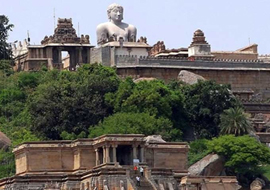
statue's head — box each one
[107,3,124,22]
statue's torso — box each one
[97,22,136,45]
[107,22,129,41]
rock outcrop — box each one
[250,178,265,190]
[145,135,166,143]
[0,131,11,149]
[177,70,205,85]
[134,77,157,83]
[188,154,225,176]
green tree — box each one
[182,80,239,139]
[220,107,253,136]
[28,64,120,140]
[0,149,15,178]
[0,60,14,76]
[106,78,186,140]
[88,112,180,140]
[0,15,14,60]
[207,135,270,175]
[188,139,209,166]
[60,131,87,140]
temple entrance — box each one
[116,145,132,165]
[62,51,70,70]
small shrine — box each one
[13,18,93,71]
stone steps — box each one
[130,170,154,190]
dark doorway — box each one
[98,148,103,165]
[116,145,132,165]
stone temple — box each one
[13,18,93,71]
[0,134,239,190]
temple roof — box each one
[41,18,91,45]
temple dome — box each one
[194,29,204,37]
[190,29,208,45]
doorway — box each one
[116,145,132,165]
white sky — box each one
[2,0,270,54]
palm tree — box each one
[219,107,254,136]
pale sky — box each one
[2,0,270,54]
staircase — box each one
[129,169,155,190]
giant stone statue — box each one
[96,3,137,45]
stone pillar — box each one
[78,47,83,64]
[112,145,118,163]
[58,47,62,64]
[69,50,76,71]
[87,48,90,63]
[140,147,145,162]
[95,148,99,166]
[133,144,138,159]
[35,48,39,58]
[76,47,83,65]
[106,145,110,163]
[103,146,106,164]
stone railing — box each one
[115,55,270,70]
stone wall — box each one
[16,147,74,175]
[115,47,149,57]
[101,46,112,66]
[115,55,138,66]
[90,46,112,66]
[212,52,258,60]
[180,176,240,190]
[146,143,188,171]
[117,59,270,99]
[90,47,102,64]
[15,152,27,174]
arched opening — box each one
[62,51,70,70]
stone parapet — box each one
[180,176,240,190]
[256,133,270,143]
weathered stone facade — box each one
[0,134,189,190]
[116,59,270,100]
[180,176,240,190]
[90,41,151,66]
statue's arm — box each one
[128,25,137,42]
[96,24,108,45]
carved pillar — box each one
[103,146,106,164]
[95,148,99,166]
[133,144,138,159]
[140,147,145,162]
[106,145,110,163]
[112,144,118,163]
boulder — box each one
[0,131,11,149]
[177,70,205,85]
[145,135,166,143]
[188,153,225,176]
[250,178,265,190]
[134,77,156,83]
